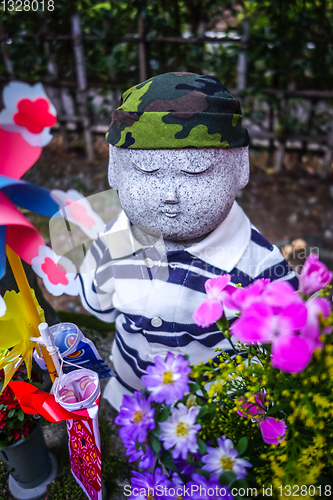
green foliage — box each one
[2,0,333,94]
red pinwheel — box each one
[0,82,59,285]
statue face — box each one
[108,146,249,243]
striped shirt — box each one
[78,202,297,410]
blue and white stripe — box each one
[78,202,297,410]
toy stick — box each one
[6,245,58,381]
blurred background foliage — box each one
[1,0,333,92]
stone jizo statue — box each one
[78,73,297,410]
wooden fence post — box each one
[237,18,249,91]
[43,31,69,151]
[138,13,147,83]
[71,13,94,162]
[323,120,333,178]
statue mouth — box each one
[162,210,179,218]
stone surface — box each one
[108,145,249,252]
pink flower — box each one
[31,245,78,297]
[299,253,333,295]
[230,300,307,345]
[263,280,303,314]
[259,417,287,445]
[192,275,235,328]
[271,334,313,373]
[236,392,266,420]
[300,297,331,350]
[223,279,270,311]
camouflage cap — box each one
[106,72,250,149]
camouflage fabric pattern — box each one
[106,72,250,149]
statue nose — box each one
[164,187,179,204]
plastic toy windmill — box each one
[0,81,70,384]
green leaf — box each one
[219,471,237,486]
[17,409,25,422]
[0,440,8,450]
[150,433,161,456]
[92,2,111,11]
[190,382,200,394]
[152,426,161,438]
[217,313,229,332]
[157,406,170,422]
[233,479,248,489]
[197,405,208,419]
[135,441,141,452]
[236,436,248,455]
[161,453,180,473]
[8,409,15,418]
[197,437,207,455]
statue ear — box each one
[108,145,119,189]
[237,146,250,190]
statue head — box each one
[106,72,250,247]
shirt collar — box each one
[186,202,251,272]
[101,201,251,271]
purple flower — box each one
[299,253,333,295]
[300,297,331,350]
[187,473,233,500]
[192,275,236,328]
[271,334,313,373]
[159,403,201,460]
[259,417,287,445]
[142,352,191,405]
[128,468,173,500]
[202,436,251,479]
[121,434,155,470]
[115,391,155,443]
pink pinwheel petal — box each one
[204,275,231,300]
[0,127,42,179]
[192,299,223,328]
[271,334,313,373]
[0,190,44,264]
[259,417,287,445]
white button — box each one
[151,317,162,327]
[144,258,154,268]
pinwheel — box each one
[0,289,45,391]
[0,81,62,380]
[0,81,60,283]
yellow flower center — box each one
[163,370,174,384]
[176,422,189,437]
[220,457,235,470]
[133,411,143,423]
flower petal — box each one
[271,334,313,373]
[193,299,223,328]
